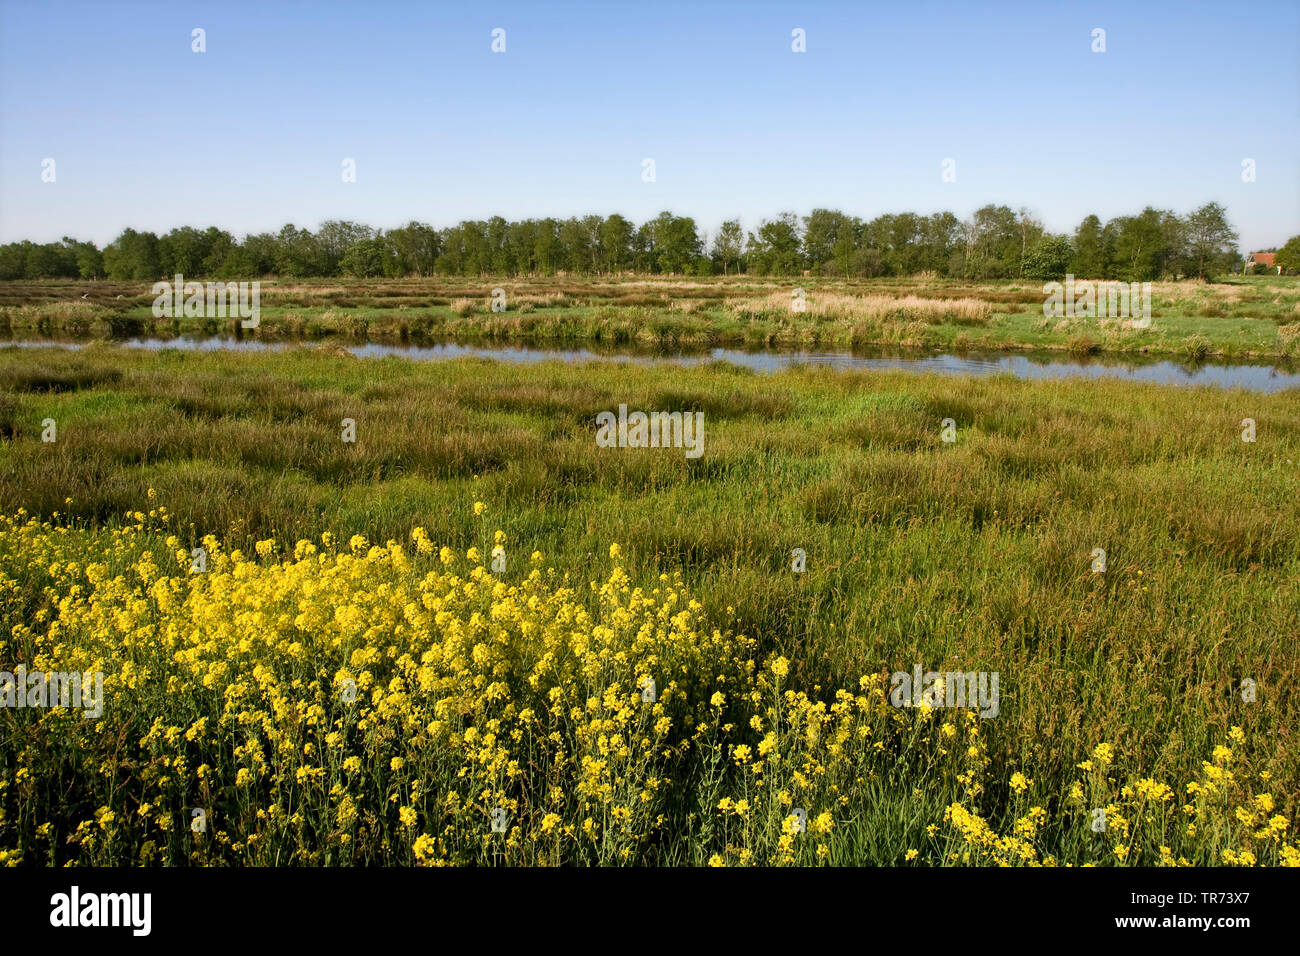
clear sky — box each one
[1,0,1296,251]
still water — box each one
[11,336,1300,393]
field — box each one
[0,342,1297,865]
[3,274,1300,361]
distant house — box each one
[1245,252,1280,274]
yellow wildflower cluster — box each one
[1,513,841,864]
[944,730,1298,867]
[0,510,1295,867]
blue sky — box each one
[1,0,1296,250]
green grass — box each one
[2,342,1297,823]
[3,274,1299,359]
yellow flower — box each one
[413,834,437,863]
[410,527,434,554]
[473,501,486,516]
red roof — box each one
[1250,252,1276,266]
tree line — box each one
[2,202,1280,283]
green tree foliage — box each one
[316,221,374,275]
[1183,202,1239,280]
[156,226,235,277]
[0,206,1247,282]
[802,209,853,273]
[709,219,743,275]
[650,212,701,274]
[273,224,321,277]
[1022,235,1074,280]
[1071,215,1108,278]
[1274,235,1300,275]
[1110,208,1169,281]
[387,222,441,276]
[961,205,1021,279]
[747,213,804,276]
[340,237,389,277]
[102,228,161,280]
[598,215,633,274]
[532,219,559,276]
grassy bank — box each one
[1,345,1297,865]
[3,274,1299,360]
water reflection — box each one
[7,336,1299,392]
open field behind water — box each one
[3,274,1299,360]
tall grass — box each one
[730,291,994,325]
[0,345,1296,827]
